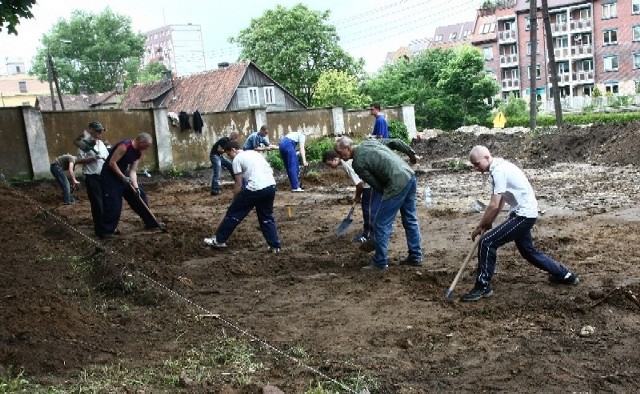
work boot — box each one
[361,263,388,272]
[399,256,422,266]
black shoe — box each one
[211,190,220,196]
[399,256,422,266]
[99,233,113,240]
[549,272,580,285]
[361,263,388,272]
[145,221,166,230]
[460,285,493,302]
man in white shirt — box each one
[462,145,579,302]
[204,140,282,252]
[75,121,110,236]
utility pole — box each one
[51,57,65,110]
[541,0,563,127]
[46,51,57,111]
[529,0,537,130]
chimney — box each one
[218,62,230,69]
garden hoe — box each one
[131,185,167,232]
[334,202,356,236]
[445,234,482,299]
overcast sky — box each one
[0,0,480,75]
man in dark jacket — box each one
[334,137,422,271]
[210,130,239,195]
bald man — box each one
[462,145,579,301]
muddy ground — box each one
[1,122,639,393]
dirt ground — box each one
[1,122,640,393]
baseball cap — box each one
[88,121,104,131]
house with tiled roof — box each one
[36,90,120,111]
[119,61,306,113]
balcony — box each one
[569,18,592,33]
[550,73,572,85]
[498,30,517,43]
[499,53,518,67]
[572,70,594,83]
[501,78,520,90]
[554,47,570,60]
[551,22,568,35]
[570,44,593,58]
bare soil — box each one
[1,122,640,393]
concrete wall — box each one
[0,105,415,179]
[0,107,31,179]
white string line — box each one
[0,181,360,393]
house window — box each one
[555,12,567,24]
[581,59,594,71]
[490,22,496,32]
[481,24,490,34]
[633,0,640,14]
[580,8,591,19]
[483,47,493,60]
[16,66,22,73]
[584,85,593,96]
[435,35,443,41]
[603,29,618,45]
[525,16,530,31]
[633,25,640,41]
[462,30,470,38]
[604,82,619,94]
[603,55,619,71]
[527,64,541,79]
[449,32,457,40]
[18,81,27,93]
[555,36,569,48]
[247,87,259,106]
[526,41,540,55]
[504,20,514,31]
[264,86,275,104]
[602,2,617,19]
[634,53,640,69]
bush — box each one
[388,120,409,143]
[304,137,335,163]
[266,151,284,171]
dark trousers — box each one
[361,187,382,239]
[476,214,571,287]
[84,174,103,235]
[99,171,156,236]
[210,152,233,193]
[215,185,281,248]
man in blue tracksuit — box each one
[370,102,389,139]
[278,130,308,192]
[98,132,163,239]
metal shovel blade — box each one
[334,203,356,235]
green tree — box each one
[362,46,498,130]
[437,46,498,126]
[312,69,370,109]
[30,8,145,94]
[231,4,364,106]
[138,61,170,84]
[0,0,36,35]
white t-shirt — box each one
[489,158,538,218]
[284,131,306,145]
[78,131,109,175]
[340,159,370,189]
[232,150,276,191]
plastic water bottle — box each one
[423,185,433,207]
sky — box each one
[0,0,480,75]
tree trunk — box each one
[542,0,563,127]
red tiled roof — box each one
[120,62,250,112]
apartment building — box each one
[143,24,207,77]
[472,0,640,102]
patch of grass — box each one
[0,366,30,392]
[305,369,378,394]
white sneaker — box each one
[291,188,304,192]
[204,236,226,248]
[268,246,281,253]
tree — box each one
[0,0,36,35]
[138,61,171,84]
[231,4,364,106]
[362,46,498,130]
[30,8,145,94]
[312,69,370,109]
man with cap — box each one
[75,121,110,236]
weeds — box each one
[0,366,29,392]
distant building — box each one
[119,61,306,113]
[430,21,476,49]
[36,91,120,111]
[4,57,27,75]
[471,0,640,102]
[143,24,207,77]
[0,73,50,107]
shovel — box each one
[334,202,356,236]
[130,184,167,232]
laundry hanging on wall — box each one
[178,111,191,132]
[193,110,203,133]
